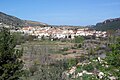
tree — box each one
[0,27,23,80]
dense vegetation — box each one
[70,36,120,80]
[0,27,23,79]
[94,18,120,31]
[105,37,120,79]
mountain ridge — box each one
[0,12,47,27]
[0,11,120,30]
[94,18,120,31]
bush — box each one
[76,66,82,73]
[74,36,84,43]
[29,64,38,76]
[82,74,98,80]
[67,59,77,68]
[61,47,69,51]
[12,32,25,45]
[82,63,94,72]
[78,44,82,48]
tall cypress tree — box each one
[0,27,23,80]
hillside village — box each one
[11,26,107,40]
[0,11,120,80]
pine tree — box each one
[0,27,23,80]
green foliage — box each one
[77,44,82,48]
[89,48,95,55]
[82,63,94,72]
[0,27,23,80]
[58,59,77,70]
[72,37,120,80]
[105,37,120,79]
[73,43,82,49]
[76,66,82,73]
[67,59,77,68]
[95,19,120,31]
[22,70,30,80]
[27,35,37,41]
[29,64,38,76]
[61,47,69,51]
[74,74,98,80]
[106,37,120,67]
[74,36,84,43]
[82,74,98,80]
[12,32,25,45]
[24,60,66,80]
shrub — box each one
[61,47,69,51]
[82,63,94,72]
[74,36,84,43]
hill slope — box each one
[24,20,47,27]
[0,12,25,27]
[0,12,47,27]
[94,18,120,31]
